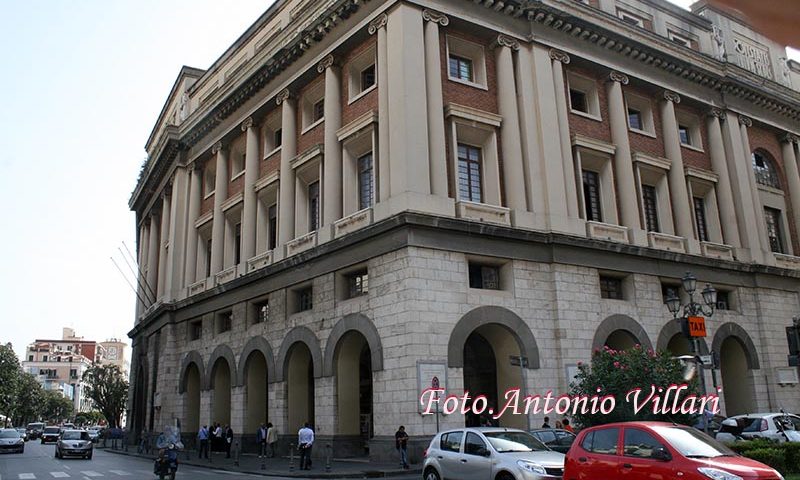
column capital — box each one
[549,49,570,64]
[608,70,629,85]
[422,9,449,26]
[240,116,254,132]
[367,13,387,34]
[492,34,520,51]
[189,161,202,172]
[211,141,223,155]
[663,90,681,104]
[738,115,752,127]
[781,132,799,144]
[708,108,726,120]
[275,89,292,105]
[316,54,336,73]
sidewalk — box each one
[102,446,420,478]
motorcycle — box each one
[153,443,179,480]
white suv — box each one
[422,427,565,480]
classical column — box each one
[209,141,228,274]
[277,90,297,244]
[146,212,160,306]
[606,71,641,232]
[157,190,171,299]
[706,109,741,248]
[241,117,260,264]
[319,55,343,226]
[166,166,189,298]
[184,163,202,285]
[369,14,390,202]
[423,9,449,198]
[660,91,696,250]
[550,49,579,219]
[739,116,771,254]
[494,34,527,212]
[136,222,148,316]
[781,134,800,251]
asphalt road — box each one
[0,440,420,480]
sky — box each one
[0,1,796,363]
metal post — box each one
[325,443,332,472]
[261,449,266,470]
[289,443,295,471]
[234,441,240,466]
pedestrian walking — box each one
[541,417,551,429]
[225,425,234,458]
[256,423,267,458]
[395,425,410,469]
[266,422,277,458]
[298,422,314,470]
[198,425,209,459]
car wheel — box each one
[424,468,441,480]
[55,450,59,459]
[87,452,92,460]
[496,473,515,480]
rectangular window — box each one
[360,64,376,91]
[358,153,374,210]
[449,55,473,82]
[716,290,730,310]
[298,287,313,312]
[308,181,320,232]
[268,204,277,251]
[679,125,691,145]
[28,355,33,362]
[693,197,709,242]
[313,99,325,122]
[457,144,482,203]
[764,207,784,253]
[668,31,692,48]
[661,284,679,304]
[618,10,645,28]
[234,222,242,264]
[599,276,623,300]
[570,89,589,113]
[628,108,643,130]
[347,270,369,298]
[254,300,269,324]
[217,312,232,334]
[642,185,660,232]
[190,321,202,341]
[206,238,213,277]
[69,369,77,379]
[43,355,48,362]
[274,129,282,149]
[468,263,500,290]
[582,170,602,222]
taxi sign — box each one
[688,316,707,338]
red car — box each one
[564,421,785,480]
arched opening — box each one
[665,333,692,356]
[720,337,756,415]
[286,343,315,434]
[183,363,201,433]
[462,324,525,429]
[243,351,268,434]
[604,329,640,351]
[333,331,373,449]
[752,150,781,189]
[211,358,232,427]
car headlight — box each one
[517,460,547,475]
[698,467,744,480]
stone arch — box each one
[592,314,653,351]
[447,306,540,369]
[323,313,384,377]
[237,336,277,386]
[656,319,709,355]
[712,322,760,370]
[179,351,206,393]
[275,326,323,382]
[206,344,238,387]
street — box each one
[0,441,420,480]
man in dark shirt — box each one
[542,416,552,428]
[395,426,409,469]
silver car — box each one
[0,429,25,454]
[423,427,565,480]
[55,430,93,459]
[716,412,800,443]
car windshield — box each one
[62,431,90,441]
[27,423,43,430]
[0,430,20,439]
[483,431,549,453]
[44,427,60,433]
[653,426,736,458]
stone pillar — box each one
[423,9,449,198]
[550,49,579,219]
[369,14,390,202]
[184,164,202,285]
[660,91,697,252]
[277,90,297,245]
[146,212,160,306]
[241,117,260,265]
[157,190,171,299]
[494,35,527,213]
[200,390,213,429]
[606,71,642,237]
[516,46,546,221]
[166,166,189,299]
[781,134,800,250]
[313,376,335,446]
[739,116,771,255]
[319,55,343,230]
[209,142,228,274]
[230,386,246,440]
[136,223,148,317]
[706,110,741,248]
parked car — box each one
[529,429,576,454]
[41,426,62,444]
[423,427,565,480]
[564,421,785,480]
[26,422,44,440]
[0,429,25,454]
[86,427,101,443]
[15,428,28,442]
[716,412,800,444]
[55,430,93,459]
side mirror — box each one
[651,446,671,462]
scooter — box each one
[154,443,179,480]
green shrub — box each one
[744,448,786,474]
[782,443,800,474]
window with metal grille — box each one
[628,108,643,130]
[358,153,374,210]
[693,197,709,242]
[313,99,325,122]
[599,276,624,300]
[308,181,320,232]
[449,55,473,82]
[347,270,369,298]
[468,263,500,290]
[234,222,242,264]
[582,170,602,222]
[268,204,277,251]
[360,64,376,91]
[254,300,269,324]
[642,185,660,232]
[458,144,482,203]
[298,287,313,312]
[752,152,781,189]
[764,207,784,253]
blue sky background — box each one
[0,1,796,362]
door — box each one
[452,432,493,480]
[575,427,620,479]
[619,428,673,479]
[437,431,464,480]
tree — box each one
[41,390,74,423]
[13,372,44,426]
[0,343,20,427]
[569,344,702,428]
[82,364,128,428]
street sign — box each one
[688,316,707,337]
[699,354,712,365]
[509,355,528,367]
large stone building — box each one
[128,0,800,460]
